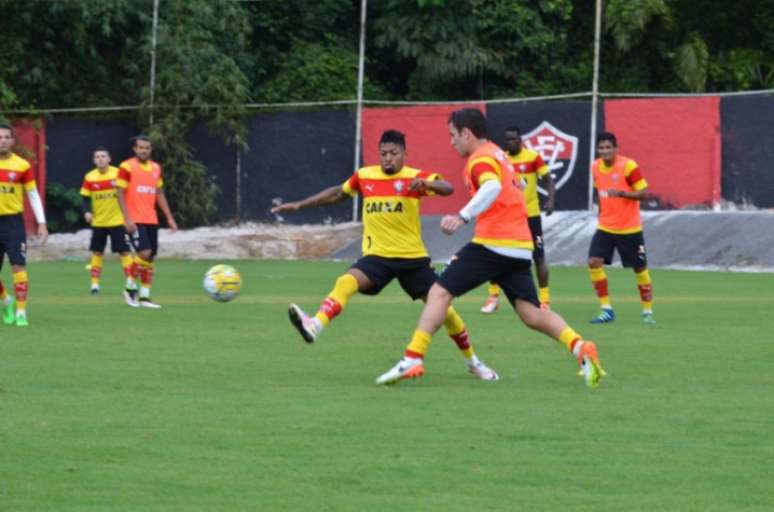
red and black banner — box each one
[26,93,774,227]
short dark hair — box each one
[504,125,521,135]
[93,146,109,154]
[448,108,487,138]
[0,122,15,136]
[597,132,617,147]
[379,129,406,149]
[132,134,152,144]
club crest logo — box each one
[522,121,578,195]
[393,180,404,193]
[8,172,16,181]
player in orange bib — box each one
[116,135,178,309]
[480,125,555,313]
[0,123,48,327]
[271,130,499,381]
[588,132,655,325]
[376,109,605,388]
[80,147,133,295]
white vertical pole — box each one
[352,0,367,222]
[587,0,603,210]
[149,0,161,126]
[235,146,242,224]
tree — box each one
[0,0,147,108]
[371,0,582,100]
[141,0,251,227]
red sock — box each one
[140,264,154,287]
[404,350,424,359]
[593,278,609,299]
[450,330,471,351]
[638,284,653,302]
[319,297,342,321]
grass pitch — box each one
[1,260,773,511]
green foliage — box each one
[675,33,710,92]
[140,0,251,227]
[258,43,386,103]
[605,0,671,52]
[0,0,771,107]
[45,182,85,233]
[372,0,580,99]
[0,0,148,108]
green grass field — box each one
[1,260,773,511]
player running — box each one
[588,132,655,324]
[0,123,48,327]
[80,147,134,295]
[116,135,178,308]
[271,129,499,381]
[376,109,605,388]
[481,125,555,313]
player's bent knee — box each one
[428,282,453,304]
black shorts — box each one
[129,223,159,257]
[350,255,437,300]
[528,215,545,259]
[90,225,130,253]
[588,229,647,268]
[0,213,27,269]
[437,243,539,306]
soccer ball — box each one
[203,264,242,303]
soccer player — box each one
[481,125,555,313]
[271,129,499,381]
[80,147,134,295]
[376,109,605,388]
[116,135,177,308]
[587,132,655,325]
[0,123,48,327]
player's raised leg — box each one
[514,299,606,388]
[289,271,361,343]
[480,282,500,313]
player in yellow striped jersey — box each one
[271,130,499,381]
[80,147,134,295]
[481,126,555,313]
[0,123,48,327]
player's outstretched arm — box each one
[270,185,348,214]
